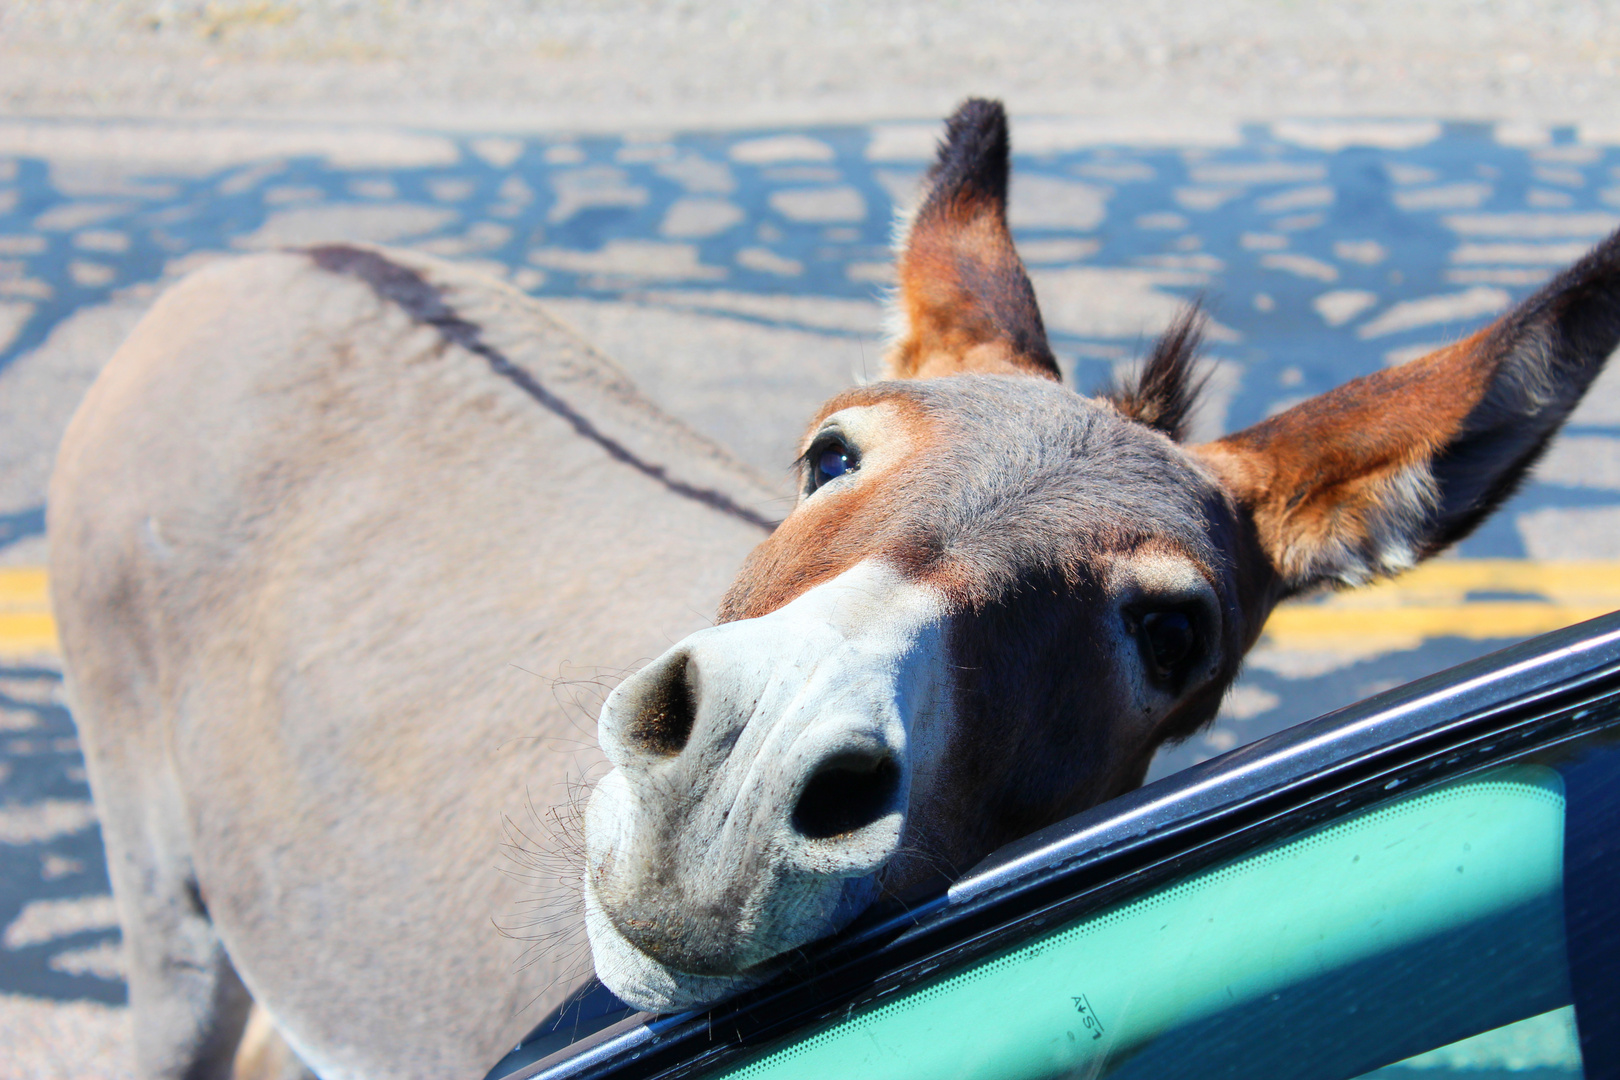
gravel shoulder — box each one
[1,1,1618,134]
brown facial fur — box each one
[718,388,940,622]
[908,541,1247,884]
[715,375,1263,892]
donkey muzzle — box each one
[581,560,952,1010]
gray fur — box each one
[50,246,779,1078]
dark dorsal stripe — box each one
[306,244,776,533]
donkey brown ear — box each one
[883,99,1060,382]
[1198,230,1620,597]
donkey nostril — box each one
[792,752,901,841]
[626,656,699,757]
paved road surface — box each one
[5,112,1620,1075]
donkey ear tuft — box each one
[1105,306,1209,442]
[1198,228,1620,596]
[927,98,1011,210]
[883,98,1060,382]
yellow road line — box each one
[4,560,1620,663]
[0,566,58,658]
[1288,559,1620,608]
[1264,601,1615,655]
[1265,559,1620,657]
[0,566,48,606]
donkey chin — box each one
[581,560,952,1012]
[581,827,888,1012]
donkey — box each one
[49,99,1620,1079]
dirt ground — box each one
[1,1,1618,134]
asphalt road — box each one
[4,112,1620,1075]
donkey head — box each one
[583,100,1620,1011]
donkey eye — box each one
[1138,610,1198,683]
[808,439,859,492]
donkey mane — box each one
[1104,306,1210,442]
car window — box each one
[709,763,1572,1080]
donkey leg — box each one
[98,769,254,1078]
[68,666,255,1080]
[232,1004,318,1080]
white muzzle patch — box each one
[582,559,952,1012]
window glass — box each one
[1360,1007,1582,1078]
[711,765,1570,1080]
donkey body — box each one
[50,246,779,1077]
[51,101,1620,1079]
